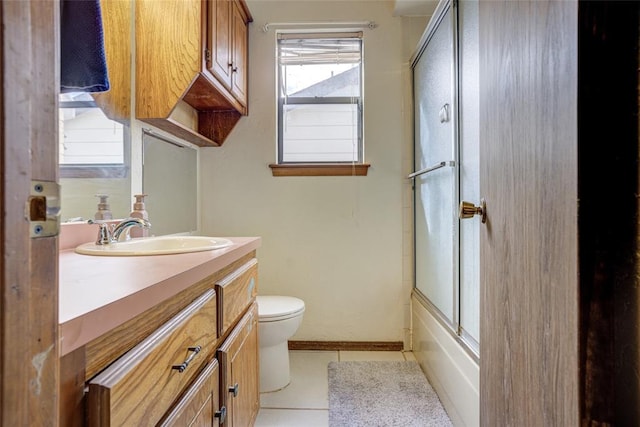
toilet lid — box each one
[257,295,305,320]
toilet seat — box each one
[257,295,305,322]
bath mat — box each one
[328,361,452,427]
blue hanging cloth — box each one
[60,0,110,93]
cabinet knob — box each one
[215,406,227,423]
[229,382,239,397]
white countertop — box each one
[59,236,261,356]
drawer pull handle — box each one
[215,406,227,423]
[171,345,201,373]
[229,382,239,397]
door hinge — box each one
[28,180,61,238]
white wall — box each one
[200,0,409,343]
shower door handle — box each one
[459,199,486,223]
[407,160,455,179]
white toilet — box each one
[256,295,305,392]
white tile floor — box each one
[254,350,417,427]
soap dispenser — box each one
[94,194,113,221]
[129,194,149,238]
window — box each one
[271,32,369,176]
[59,92,128,178]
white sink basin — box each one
[75,236,234,256]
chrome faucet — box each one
[112,218,152,241]
[93,218,152,245]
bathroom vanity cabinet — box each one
[58,239,260,427]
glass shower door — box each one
[413,5,457,324]
[413,0,480,354]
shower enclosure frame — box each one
[410,0,479,359]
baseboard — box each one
[288,340,404,351]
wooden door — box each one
[478,0,579,425]
[1,1,60,425]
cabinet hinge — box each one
[205,48,211,63]
[27,180,61,238]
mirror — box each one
[59,92,131,221]
[59,0,199,236]
[59,0,132,222]
[142,131,198,236]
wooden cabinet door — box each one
[218,303,259,427]
[207,0,233,90]
[159,360,221,427]
[230,0,248,106]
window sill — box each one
[269,163,370,177]
[60,165,128,179]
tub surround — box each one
[59,236,261,356]
[412,293,479,426]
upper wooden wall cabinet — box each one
[136,0,252,147]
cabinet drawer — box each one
[88,289,217,426]
[215,258,257,337]
[158,359,221,427]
